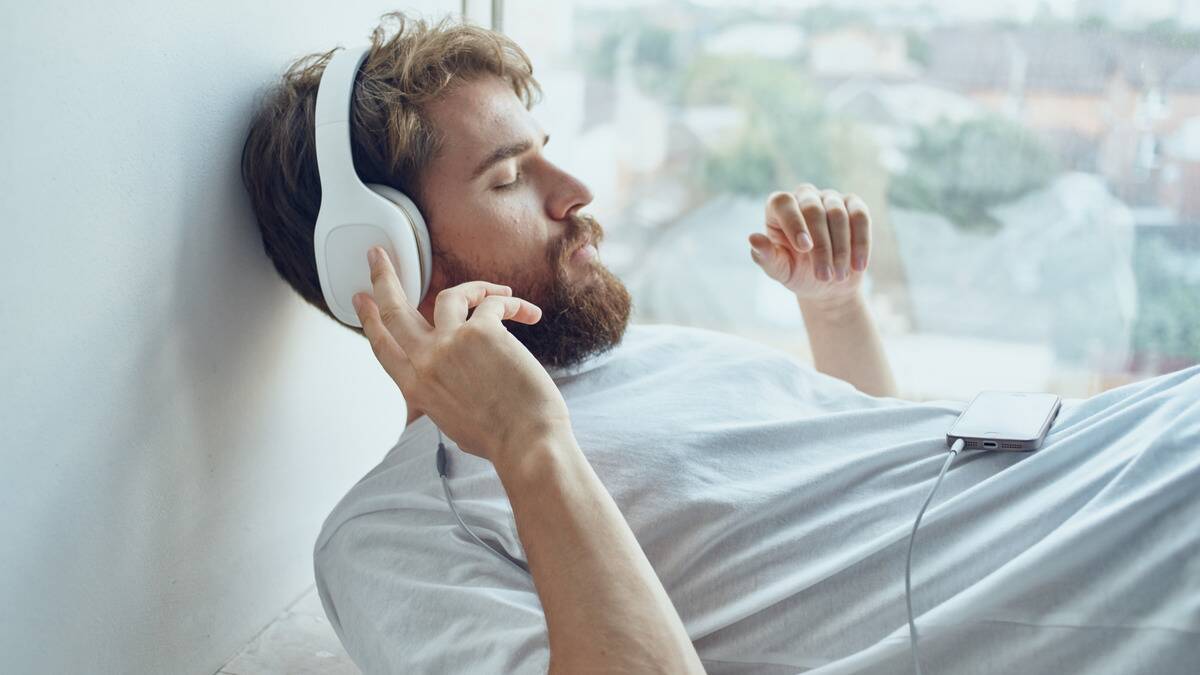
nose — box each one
[544,162,593,222]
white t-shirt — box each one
[314,323,1200,674]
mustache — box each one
[560,212,604,261]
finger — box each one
[367,246,429,349]
[845,193,872,272]
[433,281,514,332]
[749,233,790,282]
[467,294,543,326]
[748,232,775,267]
[796,187,832,282]
[766,191,812,253]
[822,189,851,281]
[354,292,419,391]
[765,224,790,249]
[748,232,773,255]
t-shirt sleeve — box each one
[314,507,549,674]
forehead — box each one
[426,76,541,178]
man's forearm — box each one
[494,430,704,674]
[797,292,898,397]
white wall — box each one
[0,2,457,672]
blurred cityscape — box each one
[507,0,1200,399]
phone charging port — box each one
[982,441,999,449]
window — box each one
[506,0,1200,400]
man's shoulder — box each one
[311,433,434,559]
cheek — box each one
[491,204,553,262]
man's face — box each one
[415,75,632,370]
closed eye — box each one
[494,171,522,191]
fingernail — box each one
[854,253,867,271]
[352,293,363,311]
[836,266,848,282]
[368,247,380,265]
[817,264,832,282]
[799,233,813,250]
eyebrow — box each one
[470,133,550,181]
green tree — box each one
[632,25,680,93]
[889,115,1059,231]
[795,4,871,32]
[578,20,678,87]
[1132,237,1200,363]
[678,55,848,196]
[905,30,930,67]
[1143,18,1200,49]
[580,31,621,80]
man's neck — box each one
[406,406,424,427]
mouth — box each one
[570,237,597,263]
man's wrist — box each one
[796,288,867,323]
[492,424,580,489]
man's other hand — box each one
[749,184,872,306]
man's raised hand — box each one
[749,184,872,305]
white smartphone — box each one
[947,391,1062,452]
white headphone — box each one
[313,45,433,327]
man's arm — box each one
[494,428,705,675]
[798,291,897,397]
[748,184,898,397]
[354,248,703,673]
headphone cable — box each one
[906,437,965,675]
[436,426,531,575]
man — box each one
[241,13,1200,675]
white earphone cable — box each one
[906,437,965,675]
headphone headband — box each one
[314,46,371,209]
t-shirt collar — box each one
[543,343,620,381]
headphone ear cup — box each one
[365,183,433,304]
[314,184,432,328]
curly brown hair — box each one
[240,12,541,336]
